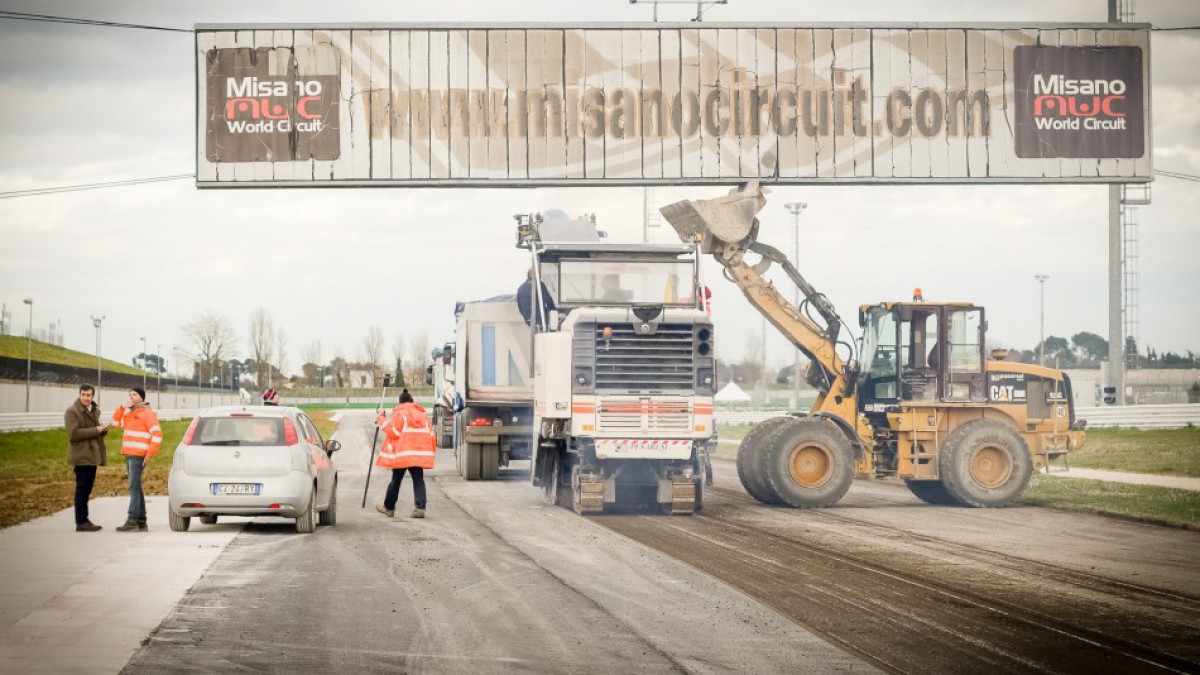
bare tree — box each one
[362,325,384,378]
[408,332,430,387]
[182,311,237,381]
[247,308,275,387]
[392,333,407,383]
[300,341,322,386]
[274,330,289,380]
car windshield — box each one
[194,417,285,446]
[557,259,696,306]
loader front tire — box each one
[939,420,1031,508]
[764,417,854,508]
[737,416,792,505]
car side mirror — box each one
[324,439,341,455]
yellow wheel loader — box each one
[660,184,1085,508]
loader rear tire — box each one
[463,442,483,481]
[480,443,500,480]
[904,480,959,505]
[737,416,792,505]
[939,420,1031,508]
[764,417,854,508]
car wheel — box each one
[199,515,218,525]
[169,509,191,532]
[319,479,338,526]
[295,485,317,533]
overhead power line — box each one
[1154,169,1200,182]
[0,174,195,199]
[0,10,191,33]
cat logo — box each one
[991,385,1016,402]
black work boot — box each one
[115,518,140,532]
[76,521,102,532]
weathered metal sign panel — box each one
[195,23,1151,186]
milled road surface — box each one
[596,461,1200,674]
[121,411,1200,673]
[121,412,874,674]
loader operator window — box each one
[945,309,984,401]
[901,312,939,401]
[557,259,696,306]
[861,310,899,400]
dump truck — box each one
[519,213,716,515]
[660,183,1085,508]
[439,298,535,480]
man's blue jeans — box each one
[126,457,146,520]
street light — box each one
[140,336,148,392]
[1035,274,1050,366]
[91,316,105,390]
[156,342,162,402]
[785,202,807,409]
[23,298,32,413]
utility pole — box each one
[1035,274,1049,366]
[23,298,33,413]
[785,202,807,409]
[91,316,105,390]
[140,336,148,392]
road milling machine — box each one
[519,213,716,515]
[660,183,1086,508]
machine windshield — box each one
[861,309,899,380]
[557,259,697,306]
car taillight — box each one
[469,418,495,427]
[283,418,299,445]
[182,418,199,445]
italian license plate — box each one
[595,439,679,456]
[213,483,260,495]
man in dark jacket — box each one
[65,384,108,532]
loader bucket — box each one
[659,182,767,250]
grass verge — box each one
[305,409,338,441]
[0,335,145,376]
[1023,473,1200,529]
[0,419,192,530]
[1068,427,1200,477]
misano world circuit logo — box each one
[1014,46,1144,159]
[205,48,340,163]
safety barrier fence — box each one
[714,404,1200,429]
[3,403,1197,433]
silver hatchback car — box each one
[167,406,340,533]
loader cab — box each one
[858,302,987,412]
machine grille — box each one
[598,399,692,432]
[593,323,696,390]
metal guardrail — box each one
[3,404,1197,433]
[714,404,1200,430]
[0,409,202,433]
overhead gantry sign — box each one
[195,23,1151,187]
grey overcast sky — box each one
[1,0,1197,376]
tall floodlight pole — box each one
[1035,274,1050,366]
[156,343,162,401]
[91,316,105,390]
[23,298,33,413]
[785,202,807,409]
[140,336,148,391]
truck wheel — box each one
[764,417,854,508]
[543,449,560,505]
[904,480,959,505]
[737,416,792,505]
[938,420,1032,508]
[463,443,483,481]
[481,443,500,480]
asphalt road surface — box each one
[122,411,1200,674]
[122,412,875,674]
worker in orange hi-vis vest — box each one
[374,389,436,519]
[110,387,162,532]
